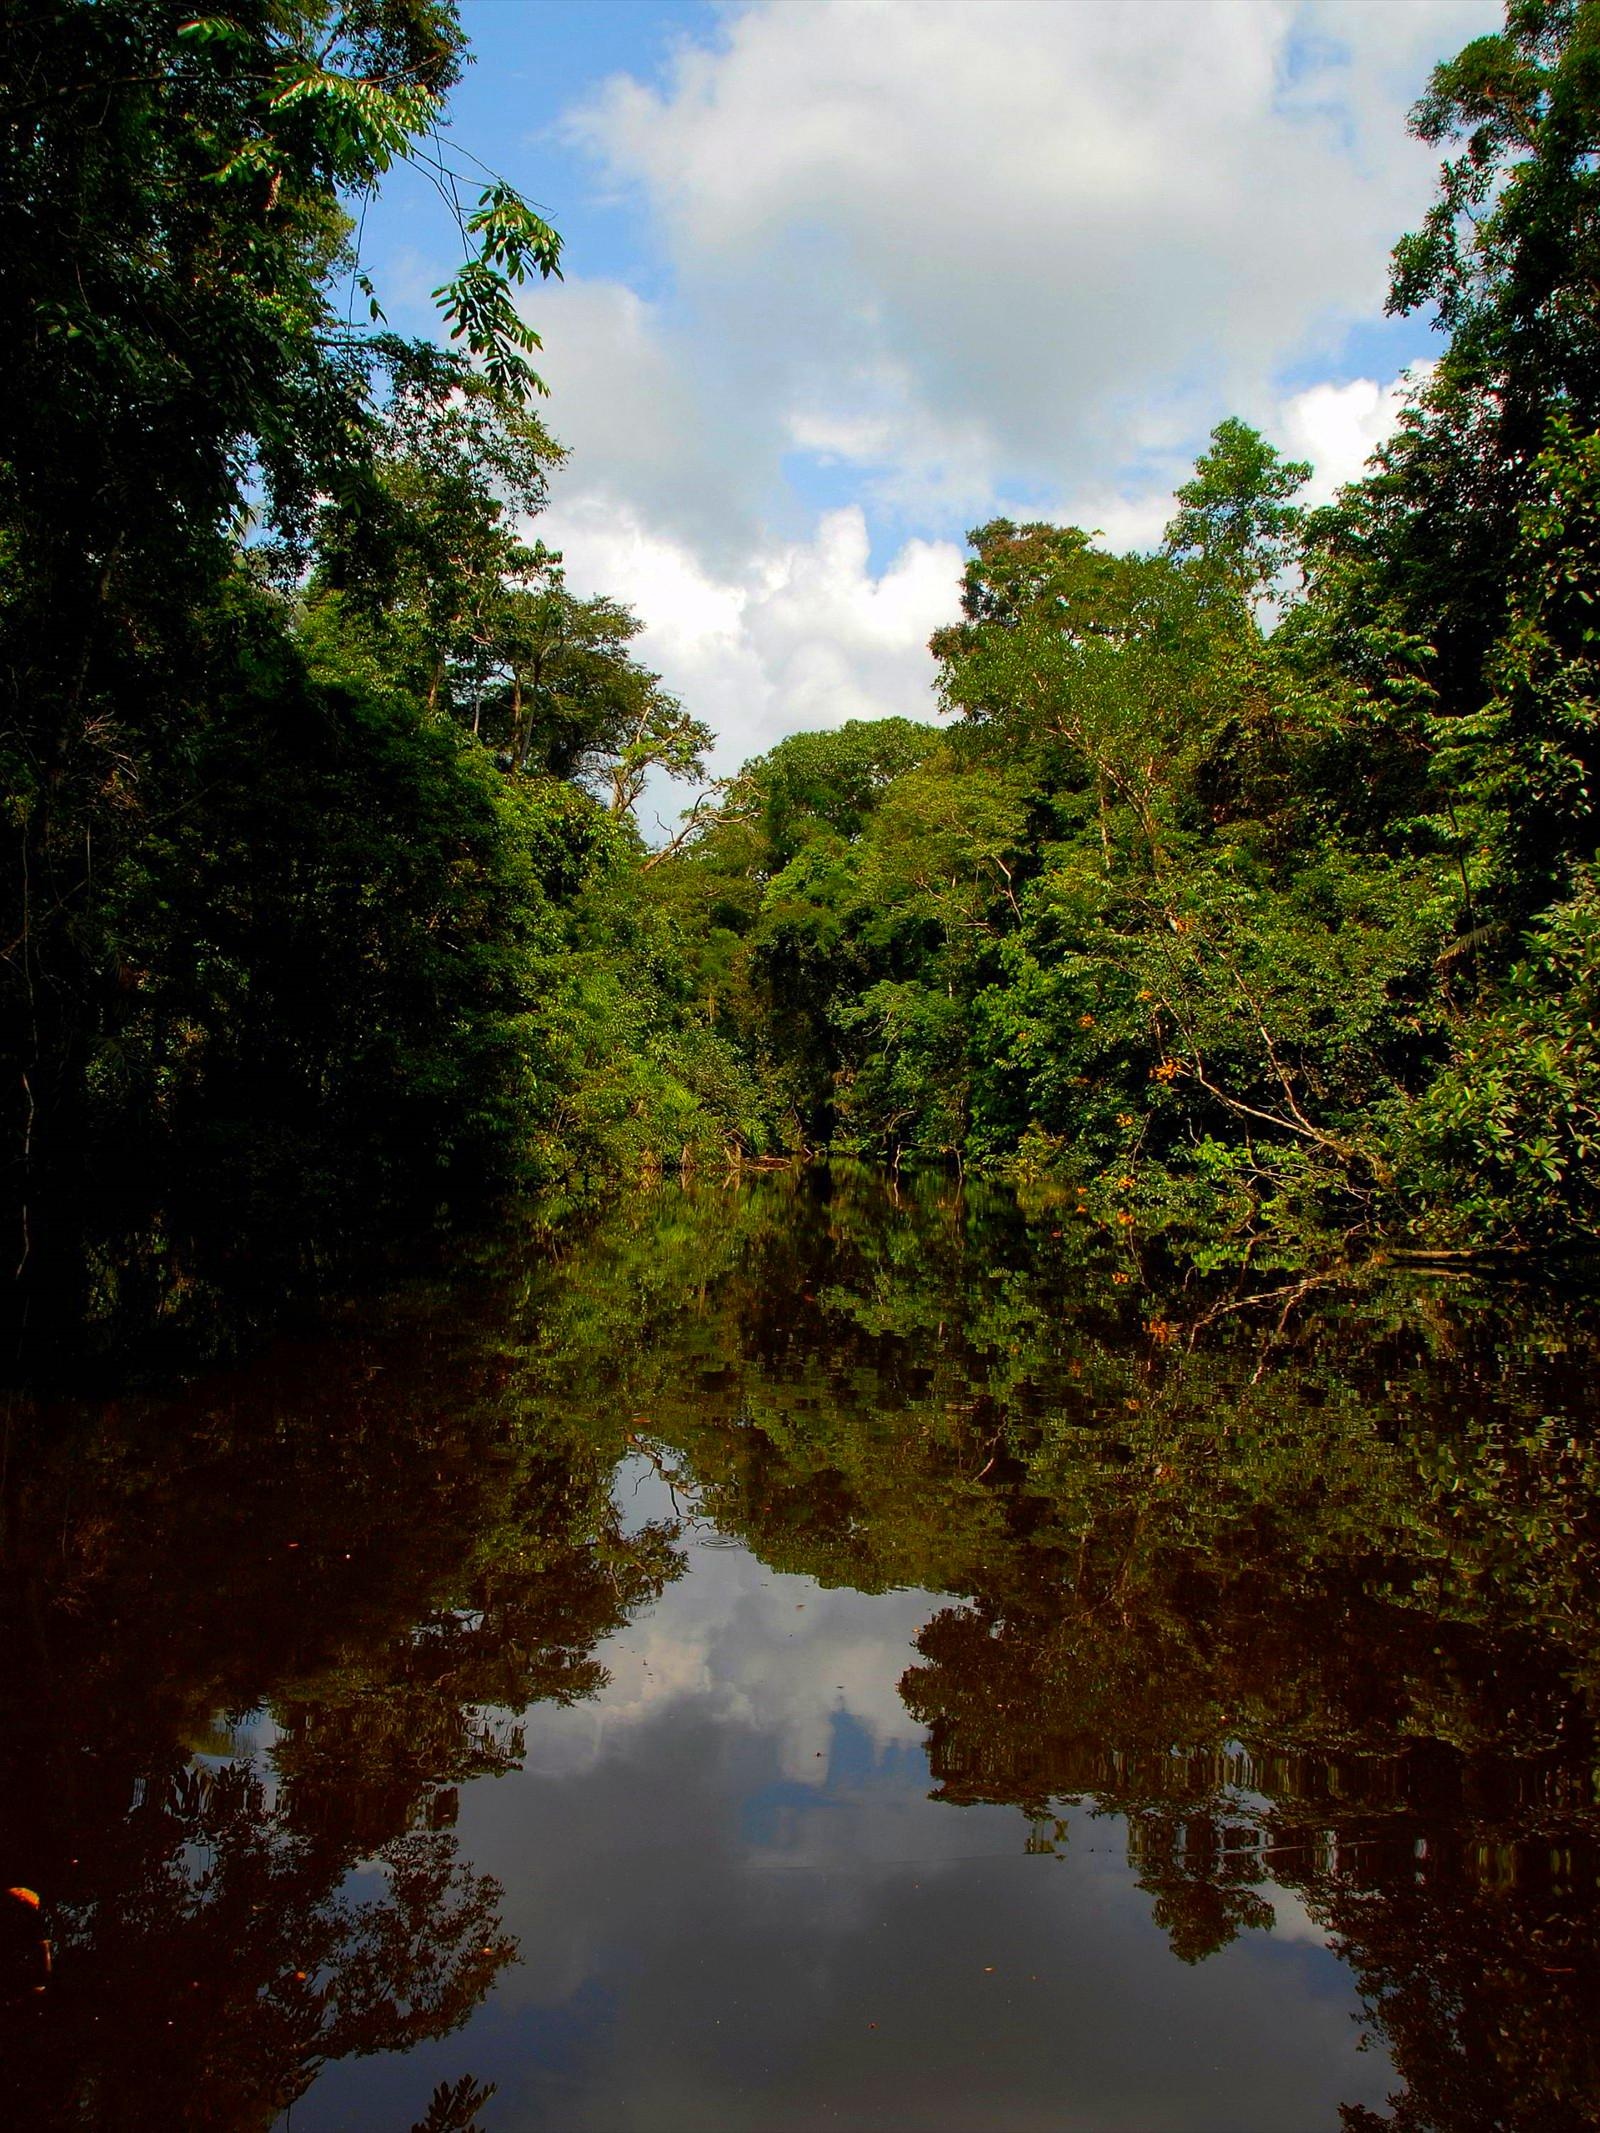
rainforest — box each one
[3,3,1600,2130]
[5,0,1600,1303]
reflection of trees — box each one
[909,1590,1600,2128]
[898,1556,1600,2130]
[9,1165,1600,2130]
[533,1170,1600,2133]
[0,1279,682,2130]
[12,1772,505,2133]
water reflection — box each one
[0,1283,679,2129]
[376,1463,1387,2133]
[3,1168,1599,2130]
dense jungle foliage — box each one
[654,0,1600,1253]
[5,7,1600,2126]
[4,0,1600,1314]
[0,0,763,1310]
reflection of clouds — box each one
[1269,1887,1336,1949]
[293,1457,1393,2133]
[523,1459,935,1787]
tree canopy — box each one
[7,0,1600,1300]
[648,1,1600,1253]
[0,0,751,1315]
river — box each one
[2,1166,1597,2130]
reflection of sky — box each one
[286,1463,1392,2133]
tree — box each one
[308,366,709,819]
[306,344,566,718]
[1162,418,1311,609]
[1303,0,1600,939]
[0,0,563,1254]
[1389,0,1600,458]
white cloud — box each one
[567,0,1497,513]
[522,276,766,563]
[541,491,962,783]
[1278,367,1426,504]
[528,356,1421,798]
[1270,1886,1337,1948]
[521,1457,936,1782]
[501,3,1501,779]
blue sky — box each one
[375,3,708,298]
[354,0,1501,802]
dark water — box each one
[3,1168,1599,2132]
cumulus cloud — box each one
[503,2,1497,780]
[529,360,1419,794]
[541,491,963,782]
[567,0,1495,512]
[1055,364,1426,565]
[1278,368,1426,504]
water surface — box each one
[2,1169,1597,2131]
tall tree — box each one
[1307,0,1600,928]
[0,1,561,1253]
[306,362,710,816]
[1162,418,1311,610]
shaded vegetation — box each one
[0,0,759,1337]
